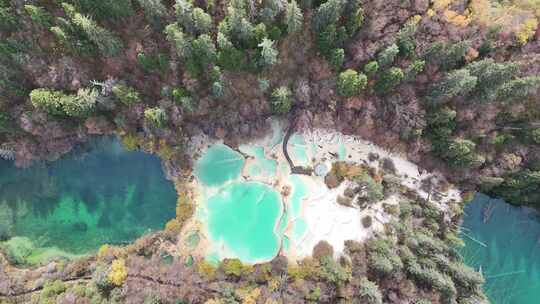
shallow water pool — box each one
[205,182,282,262]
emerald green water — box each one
[206,182,282,262]
[0,137,177,265]
[196,141,313,263]
[460,193,540,303]
[194,144,245,187]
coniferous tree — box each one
[191,8,213,35]
[397,18,418,57]
[285,0,303,34]
[377,44,399,68]
[330,48,345,69]
[313,0,344,33]
[258,38,279,67]
[427,69,477,105]
[164,24,192,58]
[375,67,404,93]
[63,4,123,57]
[344,0,363,36]
[136,0,168,27]
[467,58,519,102]
[270,86,293,114]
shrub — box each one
[61,88,98,117]
[72,0,134,21]
[0,6,17,31]
[440,40,471,70]
[144,107,168,128]
[258,78,270,92]
[405,60,425,81]
[363,61,379,77]
[375,67,404,93]
[220,258,245,277]
[112,85,141,105]
[137,52,169,74]
[270,86,293,114]
[197,260,217,279]
[337,69,367,97]
[422,41,444,63]
[41,280,66,299]
[24,5,52,27]
[442,138,484,167]
[345,5,364,36]
[171,87,190,103]
[313,240,334,260]
[108,258,128,286]
[397,18,419,57]
[305,285,321,301]
[357,277,382,304]
[361,215,373,228]
[212,81,224,98]
[319,256,352,284]
[93,265,113,294]
[288,258,320,281]
[366,238,403,277]
[497,76,540,102]
[377,44,399,67]
[516,18,538,45]
[29,88,65,115]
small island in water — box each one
[1,0,540,303]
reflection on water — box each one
[0,137,177,265]
[460,193,540,304]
